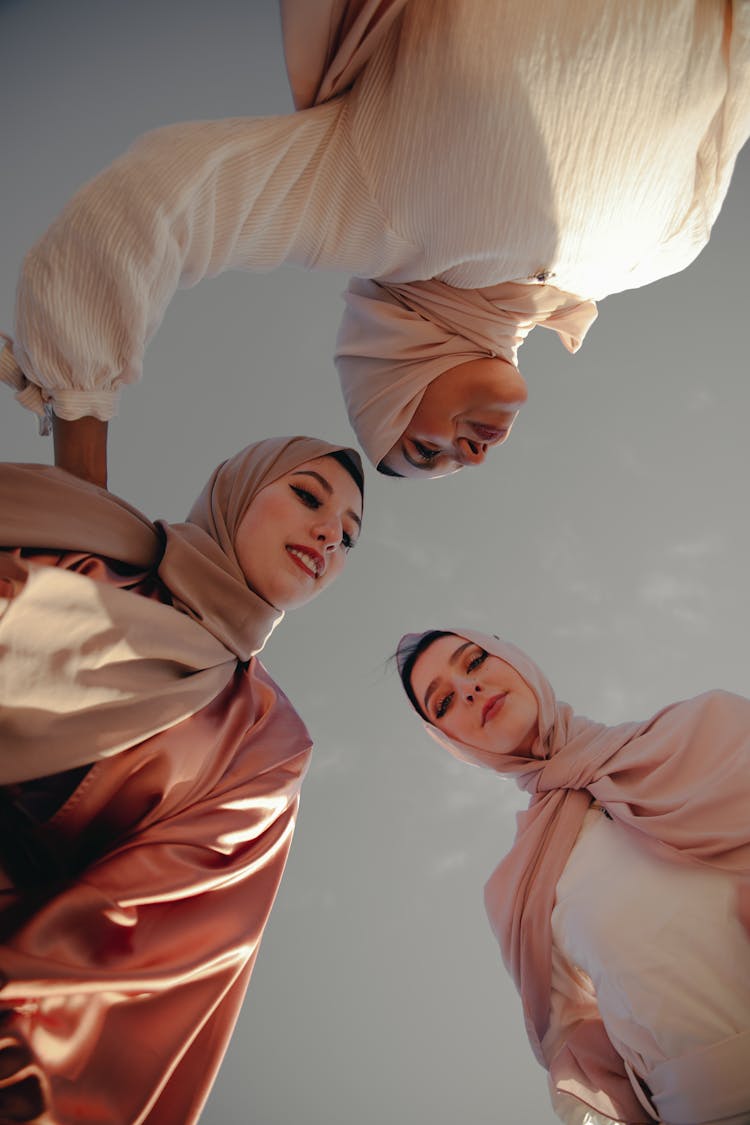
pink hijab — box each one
[336,279,598,466]
[398,629,750,1121]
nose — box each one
[464,683,482,703]
[455,437,488,466]
[312,514,341,551]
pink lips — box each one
[470,423,508,444]
[481,692,507,726]
[286,544,324,579]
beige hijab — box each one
[0,437,362,783]
[336,279,598,466]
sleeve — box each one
[2,102,382,426]
[0,753,308,1125]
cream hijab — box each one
[0,437,362,783]
[337,279,598,466]
[398,628,750,1122]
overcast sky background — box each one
[1,3,749,1122]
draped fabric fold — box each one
[0,658,312,1124]
[281,0,408,109]
[0,437,361,781]
[399,629,750,1122]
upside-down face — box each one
[379,357,527,479]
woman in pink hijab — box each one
[0,436,363,1124]
[1,0,748,484]
[397,629,750,1125]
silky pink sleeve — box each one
[0,750,308,1124]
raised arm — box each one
[3,101,377,439]
[52,416,108,488]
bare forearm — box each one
[52,416,108,489]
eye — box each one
[341,530,355,551]
[467,649,487,674]
[436,691,454,720]
[290,485,321,509]
[413,441,440,463]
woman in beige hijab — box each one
[0,437,363,1124]
[1,0,748,483]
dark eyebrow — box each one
[292,470,362,530]
[422,641,471,715]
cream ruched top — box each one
[3,0,749,422]
[547,809,750,1124]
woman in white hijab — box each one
[2,0,748,484]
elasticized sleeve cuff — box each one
[0,339,119,434]
[48,387,120,422]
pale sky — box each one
[1,3,748,1123]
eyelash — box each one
[436,692,454,719]
[413,441,440,462]
[434,650,487,721]
[290,485,356,551]
[290,485,320,509]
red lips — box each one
[470,423,508,444]
[481,692,507,726]
[285,544,325,579]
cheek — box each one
[235,492,289,575]
[410,390,458,439]
[241,490,297,543]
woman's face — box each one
[235,455,362,611]
[379,357,527,479]
[409,634,539,755]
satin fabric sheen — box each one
[398,630,750,1122]
[0,552,312,1124]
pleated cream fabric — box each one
[1,1,747,458]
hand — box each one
[52,416,108,489]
